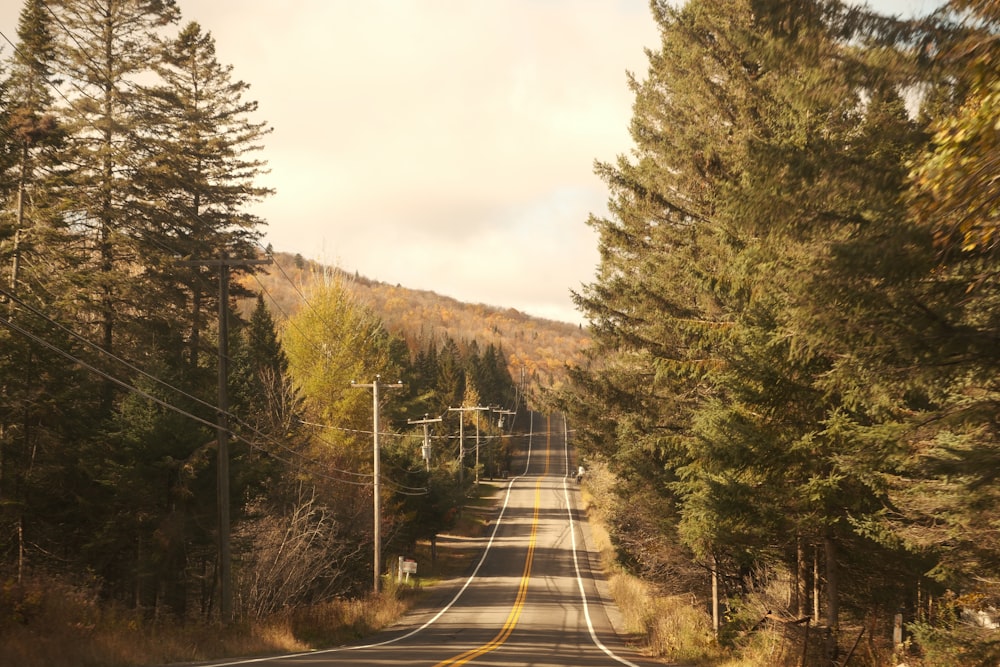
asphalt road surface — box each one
[197,413,665,667]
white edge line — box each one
[562,438,643,666]
[201,414,539,666]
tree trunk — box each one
[813,544,821,624]
[796,535,808,618]
[824,531,840,661]
[191,287,201,369]
[712,554,720,637]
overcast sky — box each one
[1,0,947,324]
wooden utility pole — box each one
[494,409,516,479]
[448,406,488,484]
[178,254,270,622]
[352,375,403,593]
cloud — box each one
[0,0,949,324]
[175,0,659,323]
[0,0,657,324]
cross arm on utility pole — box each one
[408,414,442,471]
[496,408,516,425]
[407,415,443,425]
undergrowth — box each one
[0,575,412,667]
[0,482,501,667]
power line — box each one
[5,269,439,492]
[0,298,376,489]
[298,418,416,440]
[0,287,345,476]
[0,28,75,109]
[0,311,220,432]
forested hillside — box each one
[560,1,1000,665]
[241,252,588,391]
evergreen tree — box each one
[403,337,440,417]
[47,0,180,410]
[476,343,515,409]
[2,0,65,310]
[566,0,953,647]
[3,0,62,296]
[231,294,295,433]
[135,20,271,370]
[0,0,92,583]
[229,293,298,501]
[90,364,216,614]
[891,3,1000,654]
[435,336,465,414]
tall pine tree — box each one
[48,0,180,411]
[566,0,955,650]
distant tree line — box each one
[561,0,1000,663]
[0,0,518,620]
[245,252,588,394]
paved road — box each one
[199,413,664,667]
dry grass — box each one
[579,484,619,573]
[608,570,724,665]
[580,464,725,665]
[0,577,411,667]
[0,483,504,667]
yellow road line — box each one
[432,415,551,666]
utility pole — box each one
[177,253,270,623]
[408,414,441,470]
[473,407,488,483]
[448,406,488,484]
[495,409,516,480]
[352,375,403,593]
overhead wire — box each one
[3,5,442,495]
[8,242,426,489]
[0,311,369,492]
[0,27,75,110]
[3,275,431,492]
[0,294,379,488]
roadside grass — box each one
[0,575,421,667]
[580,478,726,666]
[581,471,898,667]
[608,573,722,665]
[0,482,506,667]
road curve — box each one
[195,412,664,667]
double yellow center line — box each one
[433,415,550,666]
